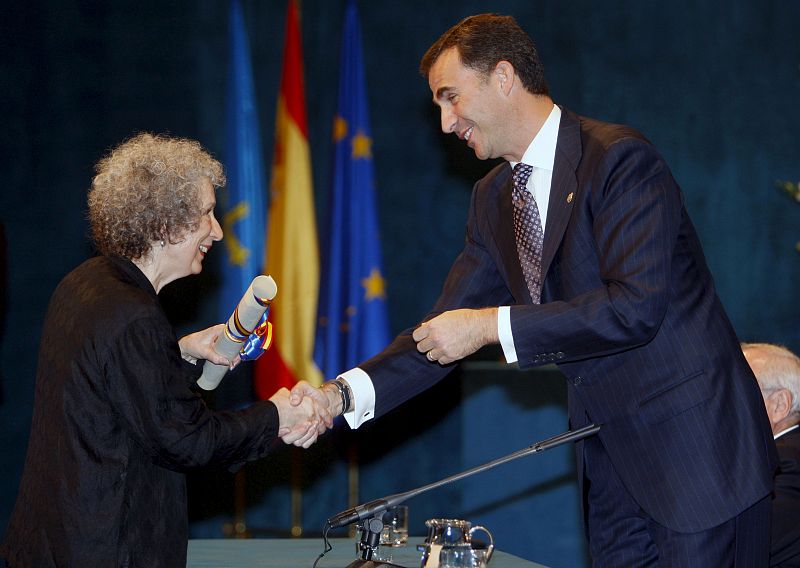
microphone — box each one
[326,423,600,529]
[327,499,390,529]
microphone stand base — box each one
[345,561,406,568]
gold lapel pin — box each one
[567,192,574,203]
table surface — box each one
[187,538,548,568]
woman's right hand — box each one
[269,387,325,448]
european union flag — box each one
[314,0,390,378]
[219,0,267,320]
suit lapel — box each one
[541,107,581,280]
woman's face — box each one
[163,177,222,280]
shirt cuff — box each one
[338,367,376,428]
[498,306,518,364]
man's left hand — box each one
[412,308,498,365]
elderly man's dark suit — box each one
[360,107,777,540]
[771,427,800,566]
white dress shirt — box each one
[775,424,799,440]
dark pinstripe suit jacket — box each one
[360,107,778,533]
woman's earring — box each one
[160,240,165,248]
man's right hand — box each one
[289,380,341,423]
[269,387,326,448]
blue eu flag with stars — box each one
[314,0,390,379]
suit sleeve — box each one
[360,183,515,418]
[511,137,682,366]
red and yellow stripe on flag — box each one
[254,0,323,398]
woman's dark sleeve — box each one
[102,317,281,471]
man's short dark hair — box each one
[420,13,549,96]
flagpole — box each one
[233,467,250,538]
[291,448,303,536]
[347,435,360,538]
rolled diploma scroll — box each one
[196,275,277,391]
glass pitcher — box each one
[419,519,493,568]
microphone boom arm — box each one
[326,423,600,529]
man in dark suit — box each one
[294,13,777,565]
[743,343,800,567]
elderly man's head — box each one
[742,343,800,435]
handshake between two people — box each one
[269,383,338,449]
[272,306,502,449]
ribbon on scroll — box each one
[197,275,278,391]
[240,309,273,361]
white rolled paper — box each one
[196,275,278,391]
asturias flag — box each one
[314,0,390,379]
[219,0,267,321]
[254,0,322,398]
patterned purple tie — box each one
[512,163,545,304]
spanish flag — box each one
[254,0,322,398]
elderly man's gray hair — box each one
[742,342,800,415]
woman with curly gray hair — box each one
[1,134,328,567]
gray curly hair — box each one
[88,133,225,259]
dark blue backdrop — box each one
[1,1,798,566]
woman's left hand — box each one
[179,324,240,368]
